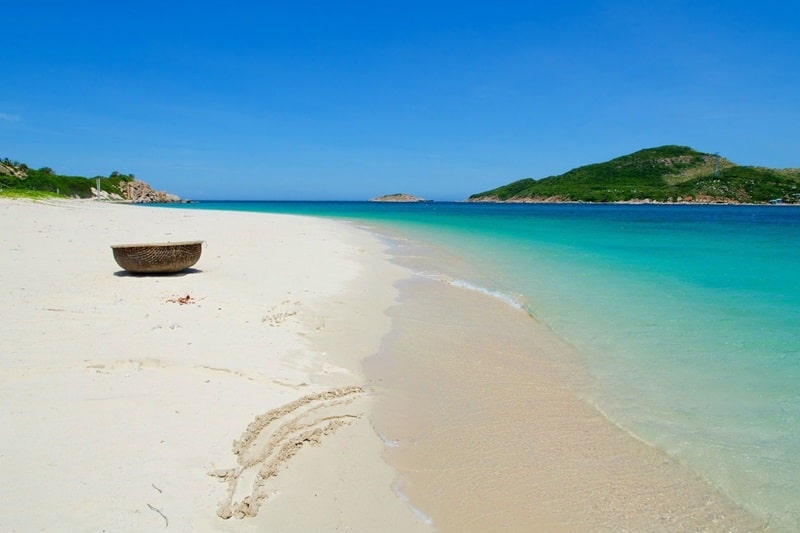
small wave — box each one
[415,271,536,317]
[376,431,400,448]
[392,478,434,526]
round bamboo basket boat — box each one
[111,241,203,274]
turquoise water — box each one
[169,201,800,528]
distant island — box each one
[7,147,799,205]
[468,145,800,204]
[0,157,183,202]
[370,193,430,202]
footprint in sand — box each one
[262,300,301,327]
[209,386,364,519]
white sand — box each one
[0,198,430,532]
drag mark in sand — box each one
[210,386,364,519]
[146,503,169,528]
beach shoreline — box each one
[363,232,767,532]
[0,198,770,532]
[0,198,429,532]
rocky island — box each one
[370,193,430,202]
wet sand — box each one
[365,273,765,532]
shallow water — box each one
[172,201,800,529]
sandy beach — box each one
[0,198,768,532]
[0,198,430,532]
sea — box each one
[169,201,800,529]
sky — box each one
[2,1,799,200]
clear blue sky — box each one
[2,1,798,200]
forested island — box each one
[469,146,800,204]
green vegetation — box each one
[0,157,134,198]
[0,188,61,200]
[469,145,800,204]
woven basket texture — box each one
[111,241,202,274]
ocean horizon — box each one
[168,200,800,529]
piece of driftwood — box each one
[111,241,202,274]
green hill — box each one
[0,157,134,198]
[0,157,181,202]
[468,145,800,204]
